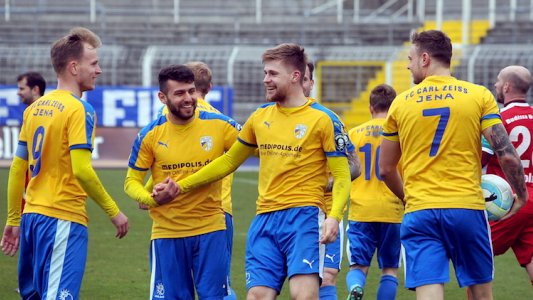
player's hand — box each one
[152,177,180,205]
[320,217,339,244]
[151,182,166,197]
[1,226,20,256]
[111,211,129,239]
[499,194,526,221]
[138,203,150,210]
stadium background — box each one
[1,0,533,299]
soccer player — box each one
[124,64,241,299]
[146,61,238,299]
[166,43,352,299]
[346,84,403,300]
[482,65,533,286]
[302,61,361,300]
[0,27,129,299]
[379,30,527,300]
[17,71,46,211]
[17,71,46,106]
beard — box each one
[21,96,33,106]
[495,90,504,104]
[265,85,287,102]
[412,74,422,85]
[167,102,196,121]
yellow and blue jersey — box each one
[238,99,350,214]
[128,110,240,239]
[348,118,403,222]
[382,75,501,213]
[18,90,96,226]
[159,98,234,215]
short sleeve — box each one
[237,113,257,147]
[68,101,95,151]
[480,88,502,131]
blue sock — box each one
[319,285,337,300]
[224,287,237,300]
[346,269,366,292]
[377,275,398,300]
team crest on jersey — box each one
[59,289,73,300]
[154,282,165,298]
[335,132,349,152]
[200,136,213,151]
[294,124,307,139]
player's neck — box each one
[504,96,527,106]
[426,65,451,78]
[56,79,82,98]
[278,90,308,108]
[168,112,195,126]
[372,111,388,119]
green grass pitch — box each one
[0,169,532,299]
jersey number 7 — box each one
[422,107,450,157]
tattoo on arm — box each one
[347,150,361,181]
[490,124,515,157]
[490,124,528,199]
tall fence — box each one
[2,44,533,124]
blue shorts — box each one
[401,209,494,289]
[324,220,343,270]
[245,206,325,293]
[19,213,88,300]
[346,221,401,269]
[150,230,229,299]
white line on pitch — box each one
[234,178,258,185]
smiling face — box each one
[17,78,35,105]
[76,43,102,92]
[159,79,197,124]
[263,60,295,102]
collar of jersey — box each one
[423,75,455,83]
[277,99,312,114]
[167,111,198,131]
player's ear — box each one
[67,60,78,76]
[31,85,40,96]
[421,52,431,67]
[157,91,167,105]
[292,70,301,83]
[503,82,510,93]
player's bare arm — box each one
[348,149,362,181]
[378,139,405,202]
[484,123,528,217]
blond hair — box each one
[185,61,212,97]
[50,27,101,74]
[262,43,307,83]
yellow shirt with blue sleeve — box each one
[13,90,118,226]
[238,99,351,215]
[382,76,501,213]
[348,118,403,222]
[127,110,240,239]
[159,98,234,215]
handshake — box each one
[152,177,181,205]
